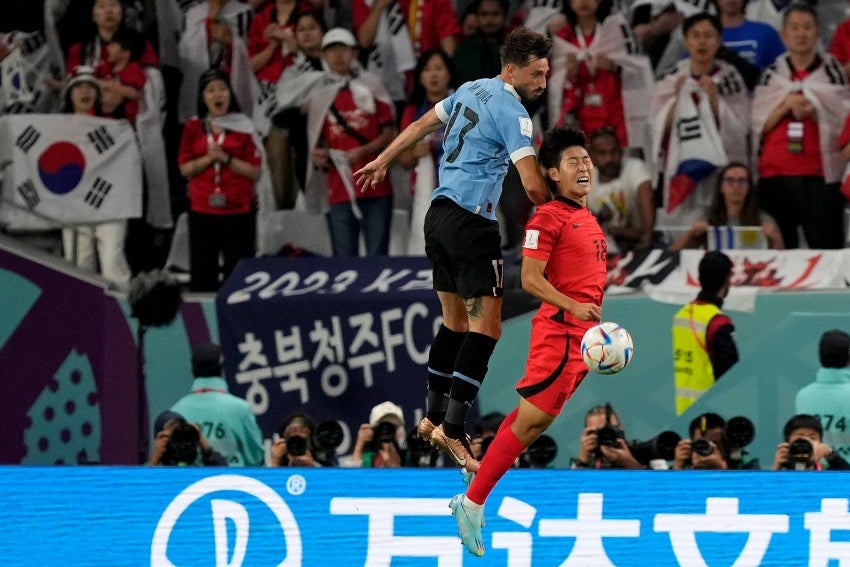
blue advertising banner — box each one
[4,467,850,566]
[216,257,451,454]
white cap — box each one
[369,401,404,428]
[321,27,357,50]
[65,65,99,91]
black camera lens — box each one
[286,435,308,457]
[788,438,813,465]
[164,422,200,465]
[525,434,557,467]
[315,420,344,450]
[596,425,624,447]
[374,421,397,443]
[629,430,681,464]
[692,438,714,457]
[725,416,755,449]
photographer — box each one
[270,414,323,468]
[674,413,729,470]
[772,414,850,471]
[571,404,644,470]
[148,411,227,466]
[352,401,407,468]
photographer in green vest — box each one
[673,251,739,415]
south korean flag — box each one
[0,114,143,230]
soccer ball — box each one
[581,322,634,375]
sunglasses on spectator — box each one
[721,177,749,186]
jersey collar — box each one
[502,80,521,101]
[554,195,582,209]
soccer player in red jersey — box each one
[449,127,607,557]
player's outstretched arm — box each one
[521,256,600,321]
[514,154,551,205]
[355,107,444,192]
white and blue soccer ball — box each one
[581,322,634,375]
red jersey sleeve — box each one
[400,104,416,130]
[432,0,462,42]
[119,63,147,90]
[138,41,160,67]
[352,0,370,32]
[247,4,272,56]
[178,120,204,165]
[522,205,560,263]
[829,20,850,64]
[375,98,395,127]
[66,43,83,73]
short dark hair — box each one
[783,414,823,441]
[294,10,328,35]
[191,342,223,377]
[585,403,621,426]
[588,125,620,146]
[539,126,587,170]
[698,250,733,295]
[819,329,850,368]
[783,1,818,26]
[683,12,722,36]
[110,26,145,61]
[689,412,725,437]
[475,412,507,435]
[278,413,316,437]
[500,27,551,68]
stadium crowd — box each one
[0,0,848,292]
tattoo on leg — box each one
[465,297,483,319]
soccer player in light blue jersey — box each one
[355,27,552,472]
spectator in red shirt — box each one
[752,3,848,249]
[247,0,313,210]
[66,0,158,72]
[552,0,628,147]
[248,0,313,83]
[178,69,262,292]
[353,0,462,58]
[96,27,146,125]
[304,28,396,256]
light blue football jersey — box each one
[433,77,536,220]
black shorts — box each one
[424,197,504,298]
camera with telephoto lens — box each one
[724,416,755,462]
[286,420,344,459]
[405,426,435,467]
[691,438,714,457]
[285,434,309,457]
[786,438,814,470]
[595,403,625,449]
[373,420,398,443]
[312,420,344,466]
[520,435,558,468]
[629,430,682,465]
[596,424,625,447]
[162,421,201,466]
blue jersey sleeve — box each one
[494,101,536,164]
[435,92,455,123]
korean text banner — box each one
[3,467,850,566]
[0,114,143,230]
[216,256,446,450]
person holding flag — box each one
[650,13,750,237]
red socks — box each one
[467,422,527,505]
